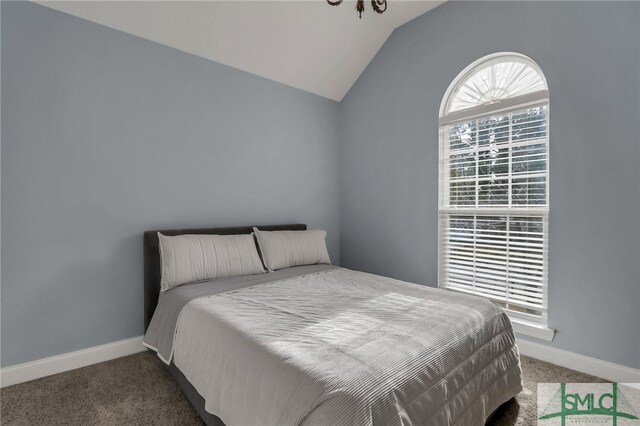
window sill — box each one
[510,317,556,341]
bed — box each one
[143,224,522,425]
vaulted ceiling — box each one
[36,1,445,101]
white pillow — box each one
[253,227,331,271]
[158,233,265,291]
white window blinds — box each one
[439,55,549,319]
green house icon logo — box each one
[539,383,639,425]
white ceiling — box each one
[36,1,445,101]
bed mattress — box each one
[144,266,522,425]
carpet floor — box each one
[1,352,605,425]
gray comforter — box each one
[145,266,522,425]
[144,264,338,362]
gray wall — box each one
[3,1,639,371]
[1,2,340,367]
[339,2,640,369]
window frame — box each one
[437,52,554,341]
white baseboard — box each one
[517,337,640,384]
[1,336,145,388]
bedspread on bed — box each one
[144,264,338,363]
[171,268,523,426]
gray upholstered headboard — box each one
[143,224,307,331]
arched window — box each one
[438,53,551,334]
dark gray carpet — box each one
[1,352,604,425]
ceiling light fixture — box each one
[327,0,387,19]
